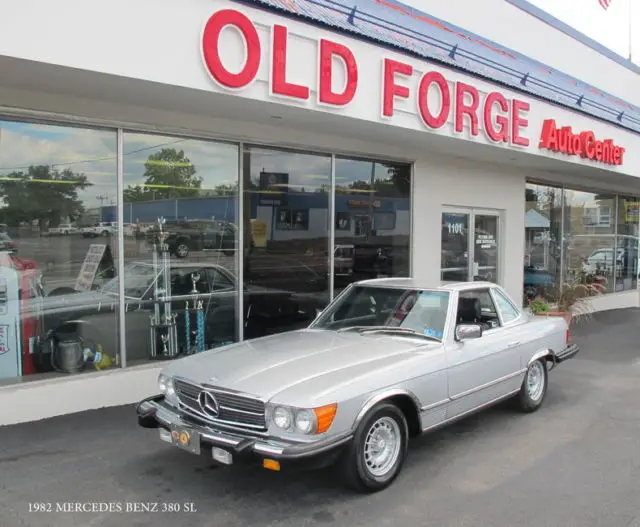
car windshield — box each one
[101,263,159,298]
[312,285,450,340]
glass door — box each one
[473,213,500,282]
[441,210,471,282]
[441,208,501,284]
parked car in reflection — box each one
[0,233,18,255]
[137,279,579,493]
[24,262,326,371]
[147,219,238,258]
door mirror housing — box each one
[455,323,483,341]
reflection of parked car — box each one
[24,262,324,371]
[147,220,238,258]
[82,221,116,237]
[137,279,579,493]
[46,223,79,236]
[0,233,18,254]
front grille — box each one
[173,378,266,431]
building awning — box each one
[236,0,640,135]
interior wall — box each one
[413,155,526,305]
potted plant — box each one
[528,296,551,315]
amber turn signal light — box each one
[263,459,281,471]
[313,403,337,434]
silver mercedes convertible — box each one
[137,279,578,492]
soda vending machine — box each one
[0,265,21,379]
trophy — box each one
[160,333,169,355]
[190,272,201,294]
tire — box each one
[340,403,409,493]
[514,358,548,413]
[175,243,189,259]
[101,230,109,237]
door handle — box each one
[507,341,521,348]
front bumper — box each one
[136,395,352,469]
[555,344,579,363]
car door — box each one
[445,288,521,418]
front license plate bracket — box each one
[170,424,201,455]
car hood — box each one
[163,329,437,404]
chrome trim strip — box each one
[422,389,520,433]
[354,388,423,430]
[450,369,527,401]
[177,404,268,435]
[420,399,449,412]
[218,405,263,417]
[528,349,554,367]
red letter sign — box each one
[483,92,509,143]
[454,82,480,136]
[202,9,261,89]
[318,39,358,106]
[417,71,451,129]
[272,25,310,100]
[382,59,413,118]
[511,99,530,147]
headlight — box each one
[158,373,175,396]
[158,373,170,394]
[294,409,316,434]
[273,407,293,430]
[269,403,337,435]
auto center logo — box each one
[198,391,220,418]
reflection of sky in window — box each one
[0,119,117,207]
[122,133,238,189]
[247,148,330,192]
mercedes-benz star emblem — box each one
[198,391,220,418]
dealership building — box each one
[1,0,639,424]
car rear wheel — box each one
[340,403,408,493]
[514,358,548,413]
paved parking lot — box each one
[1,309,640,527]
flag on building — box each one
[598,0,611,9]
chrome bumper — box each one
[136,396,353,461]
[555,344,579,363]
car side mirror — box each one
[455,323,483,341]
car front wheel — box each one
[340,402,408,493]
[515,358,548,413]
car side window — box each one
[492,289,520,323]
[458,289,501,329]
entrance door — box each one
[441,208,501,284]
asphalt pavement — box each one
[2,309,640,527]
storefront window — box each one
[122,133,239,363]
[242,146,330,339]
[524,183,563,303]
[0,119,119,381]
[615,196,639,292]
[562,189,616,294]
[334,158,411,295]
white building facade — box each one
[0,0,639,424]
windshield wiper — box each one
[337,326,441,342]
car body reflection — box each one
[22,261,328,372]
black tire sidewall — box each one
[349,403,408,490]
[519,359,548,411]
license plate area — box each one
[170,424,201,455]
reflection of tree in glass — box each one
[0,165,91,227]
[335,163,411,197]
[123,148,202,202]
